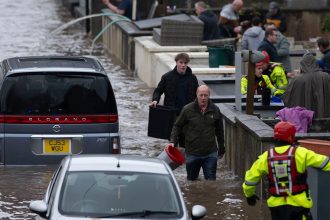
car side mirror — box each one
[29,200,48,217]
[191,205,207,219]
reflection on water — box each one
[0,0,270,219]
[0,166,56,219]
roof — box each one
[2,56,105,75]
[66,154,171,174]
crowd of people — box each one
[102,1,330,219]
[144,0,330,182]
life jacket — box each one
[263,63,288,84]
[254,76,266,95]
[242,75,267,95]
[267,146,308,196]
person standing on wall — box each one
[101,0,132,20]
[169,85,225,181]
[240,17,265,51]
[265,23,292,76]
[243,121,330,220]
[283,52,330,118]
[316,37,330,74]
[258,28,280,63]
[195,1,220,41]
[218,0,244,38]
[264,1,287,33]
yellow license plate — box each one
[44,139,70,154]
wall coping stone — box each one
[102,9,152,36]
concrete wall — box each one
[134,36,209,87]
[220,103,274,179]
[102,9,153,70]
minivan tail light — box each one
[0,114,118,124]
[111,137,121,154]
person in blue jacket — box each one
[317,37,330,74]
[102,0,132,20]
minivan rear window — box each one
[0,73,117,115]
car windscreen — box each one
[0,73,117,115]
[59,171,183,218]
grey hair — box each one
[195,1,207,9]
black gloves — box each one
[246,195,260,206]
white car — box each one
[29,154,207,219]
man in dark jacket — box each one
[317,37,330,74]
[195,1,220,41]
[170,85,225,181]
[150,53,199,115]
[283,52,330,118]
[258,28,279,62]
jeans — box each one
[185,151,218,181]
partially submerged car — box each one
[29,154,207,219]
[0,56,120,165]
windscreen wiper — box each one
[55,74,96,79]
[96,210,177,218]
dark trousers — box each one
[185,152,217,181]
[270,205,312,220]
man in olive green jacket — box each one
[170,85,225,180]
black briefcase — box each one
[148,105,177,140]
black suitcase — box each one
[148,105,176,140]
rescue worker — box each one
[242,121,330,220]
[258,51,288,96]
[241,62,276,95]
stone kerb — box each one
[150,51,236,88]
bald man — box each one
[218,0,243,38]
[170,85,225,181]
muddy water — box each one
[0,0,270,219]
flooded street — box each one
[0,0,270,219]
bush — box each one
[321,15,330,33]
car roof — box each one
[2,56,105,76]
[65,154,171,175]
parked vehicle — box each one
[29,154,207,219]
[0,56,120,165]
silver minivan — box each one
[0,56,120,165]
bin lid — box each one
[202,38,236,47]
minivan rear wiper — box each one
[55,74,96,79]
[96,210,177,218]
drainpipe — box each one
[85,0,90,33]
[132,0,137,21]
